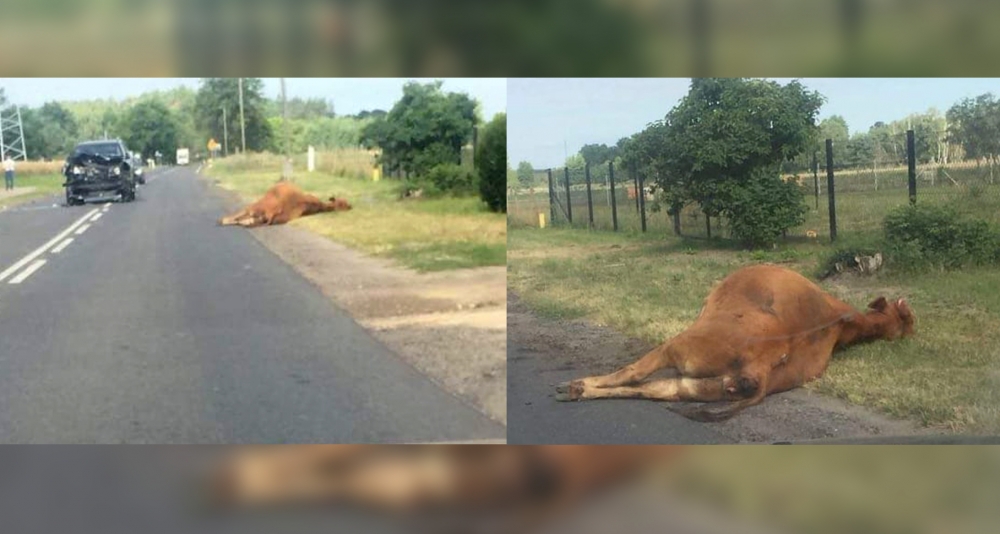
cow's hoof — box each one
[554,381,584,401]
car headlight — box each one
[71,166,82,174]
[112,167,121,176]
[135,168,143,176]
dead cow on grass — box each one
[555,264,915,422]
[218,181,352,227]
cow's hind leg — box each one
[555,376,727,403]
[556,344,675,396]
[667,364,772,422]
[218,207,251,226]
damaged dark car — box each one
[63,139,137,205]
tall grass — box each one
[215,148,377,181]
[8,161,64,176]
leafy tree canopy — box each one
[194,78,273,153]
[516,161,535,188]
[648,78,824,247]
[121,100,180,162]
[360,81,478,177]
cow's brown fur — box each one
[555,264,916,422]
[218,182,352,227]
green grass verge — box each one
[0,174,64,209]
[509,225,1000,434]
[209,156,506,272]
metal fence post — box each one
[547,168,556,226]
[812,151,819,210]
[826,139,837,242]
[907,129,917,205]
[585,162,594,229]
[564,166,573,224]
[637,165,647,232]
[609,161,619,232]
[633,166,640,213]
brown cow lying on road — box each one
[555,264,916,421]
[218,181,352,227]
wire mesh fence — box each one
[509,129,1000,243]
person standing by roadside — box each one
[3,156,14,191]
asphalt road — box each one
[507,342,731,444]
[0,167,503,443]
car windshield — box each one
[73,143,123,159]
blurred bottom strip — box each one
[1,445,999,534]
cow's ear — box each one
[867,296,888,312]
[896,298,912,318]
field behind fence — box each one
[509,133,1000,243]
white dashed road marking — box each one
[91,212,103,221]
[8,259,46,284]
[51,238,74,254]
[74,224,91,235]
[0,208,98,283]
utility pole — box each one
[281,78,291,180]
[222,106,229,157]
[238,77,246,154]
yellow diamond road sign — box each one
[208,139,220,151]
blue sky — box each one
[509,78,1000,169]
[0,78,507,119]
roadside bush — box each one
[882,203,1000,270]
[722,170,808,249]
[398,163,477,198]
[476,113,507,213]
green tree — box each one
[121,100,181,163]
[21,102,79,160]
[844,131,876,169]
[265,96,335,119]
[622,120,685,213]
[354,109,387,120]
[476,113,507,213]
[360,81,478,177]
[516,161,534,188]
[266,116,370,154]
[948,94,1000,181]
[195,78,272,153]
[579,143,614,166]
[64,99,121,141]
[653,78,823,247]
[100,108,121,139]
[819,115,849,147]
